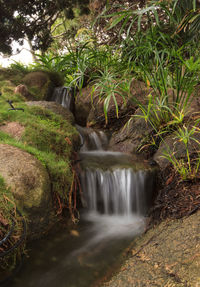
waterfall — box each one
[81,168,148,216]
[79,128,155,238]
[76,125,108,151]
[49,89,155,236]
[51,86,75,112]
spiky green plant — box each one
[161,121,200,180]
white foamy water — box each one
[81,168,147,216]
[76,125,154,242]
[76,125,108,151]
[84,212,146,239]
[51,86,74,111]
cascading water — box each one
[76,124,108,151]
[81,168,147,215]
[78,126,155,240]
[50,86,75,112]
[9,94,156,287]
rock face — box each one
[0,144,53,239]
[109,109,153,154]
[74,85,96,126]
[75,79,151,128]
[104,211,200,287]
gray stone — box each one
[109,109,154,154]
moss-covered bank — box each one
[0,68,80,276]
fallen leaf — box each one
[70,230,79,237]
[65,137,72,145]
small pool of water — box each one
[10,212,146,287]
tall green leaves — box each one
[93,68,129,124]
[162,122,200,180]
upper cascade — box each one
[76,125,108,152]
[51,86,74,112]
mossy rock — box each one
[26,101,75,124]
[0,144,53,239]
[22,71,55,101]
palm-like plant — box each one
[175,8,200,40]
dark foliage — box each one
[0,0,90,54]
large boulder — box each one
[87,92,131,128]
[76,79,152,128]
[74,85,97,126]
[109,108,154,154]
[0,144,53,239]
[104,211,200,287]
[22,71,55,101]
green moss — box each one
[0,80,79,199]
[0,176,14,218]
[0,66,76,275]
[0,68,28,86]
[26,81,53,101]
[28,86,42,100]
[0,175,25,274]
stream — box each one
[10,88,156,287]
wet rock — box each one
[0,144,53,239]
[109,109,153,154]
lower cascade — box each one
[81,168,147,216]
[78,127,155,239]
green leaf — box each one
[104,94,111,124]
[107,13,128,30]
